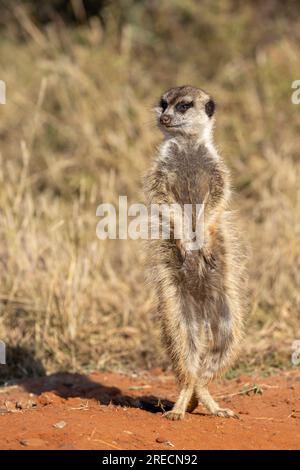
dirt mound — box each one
[0,370,299,450]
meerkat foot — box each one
[186,394,199,413]
[212,407,239,419]
[164,410,185,421]
[164,384,195,420]
[196,386,239,419]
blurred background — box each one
[0,0,299,383]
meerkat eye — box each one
[175,101,193,113]
[160,99,168,111]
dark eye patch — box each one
[175,101,193,113]
[160,98,168,111]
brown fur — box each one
[144,86,246,420]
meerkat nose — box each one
[160,114,172,125]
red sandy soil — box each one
[0,369,299,450]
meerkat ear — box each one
[205,99,215,118]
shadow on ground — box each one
[22,372,174,413]
[0,345,173,414]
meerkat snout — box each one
[157,85,216,138]
[160,114,172,126]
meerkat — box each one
[144,85,245,420]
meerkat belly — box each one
[176,226,227,306]
[168,165,210,207]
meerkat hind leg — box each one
[197,385,239,418]
[186,392,199,413]
[164,383,195,420]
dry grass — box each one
[0,1,299,381]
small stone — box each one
[20,438,46,448]
[53,420,66,429]
[156,436,174,447]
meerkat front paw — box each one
[164,410,185,421]
[212,408,239,419]
[202,250,217,272]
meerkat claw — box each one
[213,408,239,419]
[164,410,185,421]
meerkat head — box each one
[156,85,215,140]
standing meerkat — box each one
[144,85,245,420]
